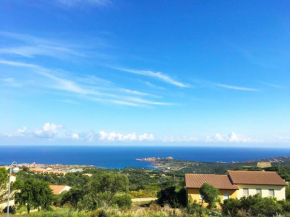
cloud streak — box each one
[192,79,260,92]
[0,59,170,107]
[216,83,260,92]
[112,67,189,88]
[56,0,110,7]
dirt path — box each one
[131,197,157,202]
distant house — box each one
[49,185,71,195]
[83,173,93,177]
[186,170,287,206]
[0,174,17,210]
[257,162,272,168]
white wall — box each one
[59,186,71,194]
[236,184,286,200]
[0,200,15,209]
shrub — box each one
[221,198,241,217]
[281,200,290,212]
[3,206,16,214]
[222,195,284,217]
[187,201,200,215]
[113,194,132,210]
[157,186,186,208]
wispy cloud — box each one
[0,45,85,58]
[260,82,286,89]
[1,77,23,87]
[0,32,86,59]
[111,67,189,88]
[0,59,170,107]
[192,79,260,92]
[56,0,110,7]
[216,83,260,92]
[144,81,166,90]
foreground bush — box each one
[113,194,132,210]
[222,194,283,217]
[23,206,201,217]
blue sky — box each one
[0,0,290,146]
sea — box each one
[1,146,290,169]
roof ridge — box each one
[228,170,277,173]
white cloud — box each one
[33,123,62,138]
[206,132,250,143]
[71,133,80,140]
[139,133,155,141]
[112,67,188,88]
[99,131,155,142]
[4,126,28,138]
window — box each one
[199,193,203,200]
[243,188,249,196]
[269,189,275,197]
[199,192,203,200]
[223,193,229,200]
[256,188,262,195]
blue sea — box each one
[1,146,290,169]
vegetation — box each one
[15,178,54,213]
[157,185,186,208]
[200,183,219,209]
[221,194,283,217]
[0,167,8,201]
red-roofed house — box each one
[49,185,71,195]
[185,170,287,205]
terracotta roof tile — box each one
[49,185,69,194]
[185,174,238,190]
[227,170,287,186]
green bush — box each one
[113,194,132,210]
[157,186,186,208]
[222,194,284,217]
[221,198,241,217]
[187,201,200,215]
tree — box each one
[200,183,219,209]
[286,184,290,200]
[80,173,129,211]
[157,186,187,208]
[15,178,53,213]
[0,168,8,201]
[61,187,84,209]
